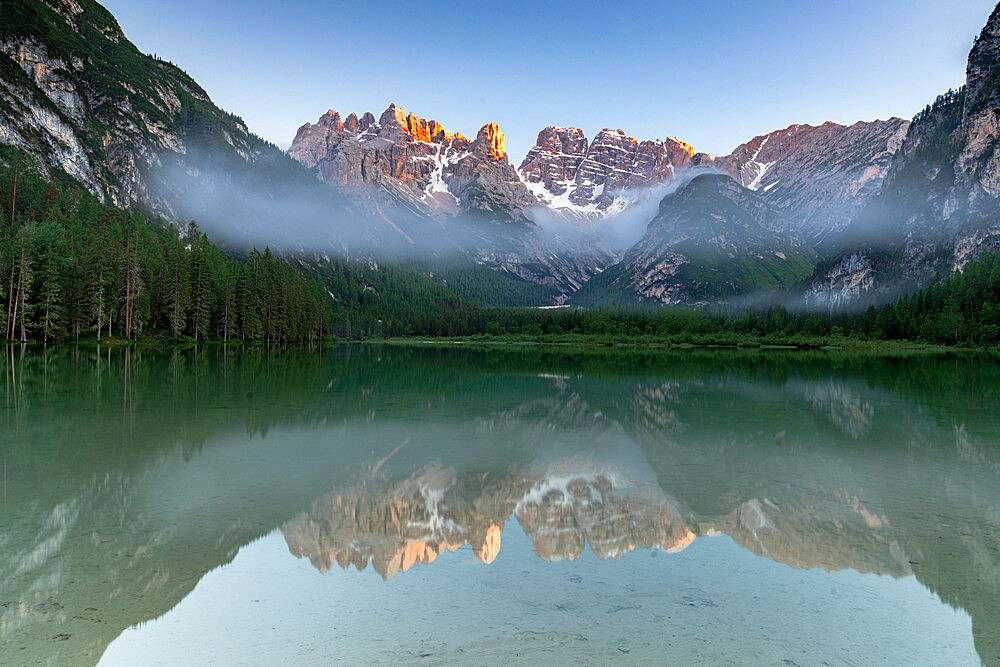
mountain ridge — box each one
[3,0,1000,311]
[572,173,817,306]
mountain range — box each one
[3,0,1000,309]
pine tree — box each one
[165,228,190,337]
[11,223,35,342]
[39,248,64,343]
[186,224,214,341]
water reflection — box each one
[282,467,695,578]
[1,345,998,665]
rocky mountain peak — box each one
[473,122,506,160]
[518,126,589,187]
[965,4,1000,120]
[322,110,344,132]
[712,118,911,246]
[667,137,695,157]
[360,103,453,146]
[376,103,409,141]
[289,103,533,220]
[518,125,698,219]
[341,112,358,133]
[378,102,405,125]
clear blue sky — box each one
[104,0,997,161]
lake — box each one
[1,344,998,665]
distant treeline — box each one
[330,251,1000,348]
[0,152,331,343]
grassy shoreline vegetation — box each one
[372,336,964,352]
[2,151,1000,350]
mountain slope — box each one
[0,0,452,254]
[711,119,910,249]
[573,174,817,306]
[807,3,1000,308]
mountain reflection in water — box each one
[1,345,998,665]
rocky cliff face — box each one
[807,3,1000,308]
[515,118,907,243]
[0,0,397,252]
[518,126,695,219]
[803,253,875,309]
[289,104,536,222]
[0,0,259,208]
[572,173,817,306]
[711,120,910,248]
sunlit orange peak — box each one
[477,123,506,160]
[667,137,696,158]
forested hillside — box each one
[857,249,1000,345]
[316,251,1000,347]
[0,149,331,343]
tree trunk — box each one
[124,242,131,338]
[5,262,15,340]
[9,264,22,342]
[10,160,18,228]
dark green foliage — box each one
[325,248,1000,348]
[0,157,330,343]
[311,257,476,339]
[855,249,1000,346]
[412,259,559,307]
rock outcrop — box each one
[710,119,910,248]
[804,253,875,309]
[572,173,817,306]
[0,0,256,208]
[289,104,536,221]
[518,126,695,218]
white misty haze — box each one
[526,168,717,254]
[150,149,609,261]
[103,0,995,161]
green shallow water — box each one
[1,345,998,665]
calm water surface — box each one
[1,345,999,665]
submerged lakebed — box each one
[1,345,998,665]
